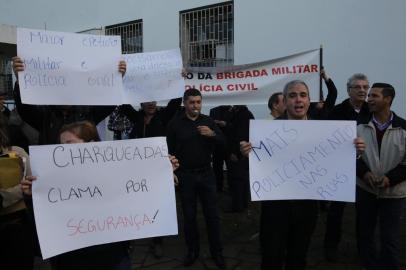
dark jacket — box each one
[120,98,182,138]
[309,78,338,120]
[229,106,254,159]
[328,98,370,123]
[13,83,114,144]
[209,105,234,154]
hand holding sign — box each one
[12,56,24,80]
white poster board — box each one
[249,120,356,202]
[29,137,178,259]
[123,49,184,103]
[17,28,123,105]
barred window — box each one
[180,1,234,67]
[105,20,143,54]
[0,55,13,99]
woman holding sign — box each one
[23,121,132,270]
[21,120,179,270]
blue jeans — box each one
[356,188,405,270]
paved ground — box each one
[35,190,406,270]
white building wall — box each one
[234,0,406,116]
[1,0,405,117]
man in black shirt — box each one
[167,88,226,269]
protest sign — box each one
[249,120,356,202]
[29,137,177,259]
[17,28,123,105]
[123,49,184,103]
[181,49,321,106]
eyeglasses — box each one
[350,85,370,90]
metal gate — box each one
[180,1,234,67]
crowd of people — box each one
[0,55,405,270]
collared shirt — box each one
[167,112,224,170]
[372,112,393,131]
[372,112,393,154]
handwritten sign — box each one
[249,120,356,202]
[123,49,184,103]
[17,28,123,105]
[29,137,178,259]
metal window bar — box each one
[0,55,13,98]
[105,20,143,54]
[180,1,234,67]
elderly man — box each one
[324,73,371,261]
[240,80,365,270]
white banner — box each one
[123,49,184,103]
[182,49,321,106]
[17,28,123,105]
[30,137,178,259]
[249,120,356,202]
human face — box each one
[284,83,310,120]
[60,131,84,144]
[348,79,369,104]
[274,94,286,115]
[184,95,202,118]
[141,101,157,116]
[367,87,391,113]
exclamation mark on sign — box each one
[152,210,159,223]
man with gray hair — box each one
[324,73,371,261]
[240,80,365,270]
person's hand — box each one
[315,101,324,110]
[169,155,179,171]
[197,126,215,137]
[21,176,37,196]
[321,67,330,81]
[214,120,226,127]
[181,68,187,78]
[377,176,390,188]
[363,172,380,188]
[173,174,179,186]
[118,60,126,77]
[354,137,366,156]
[229,153,238,162]
[12,56,25,81]
[240,141,252,157]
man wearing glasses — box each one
[324,73,371,261]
